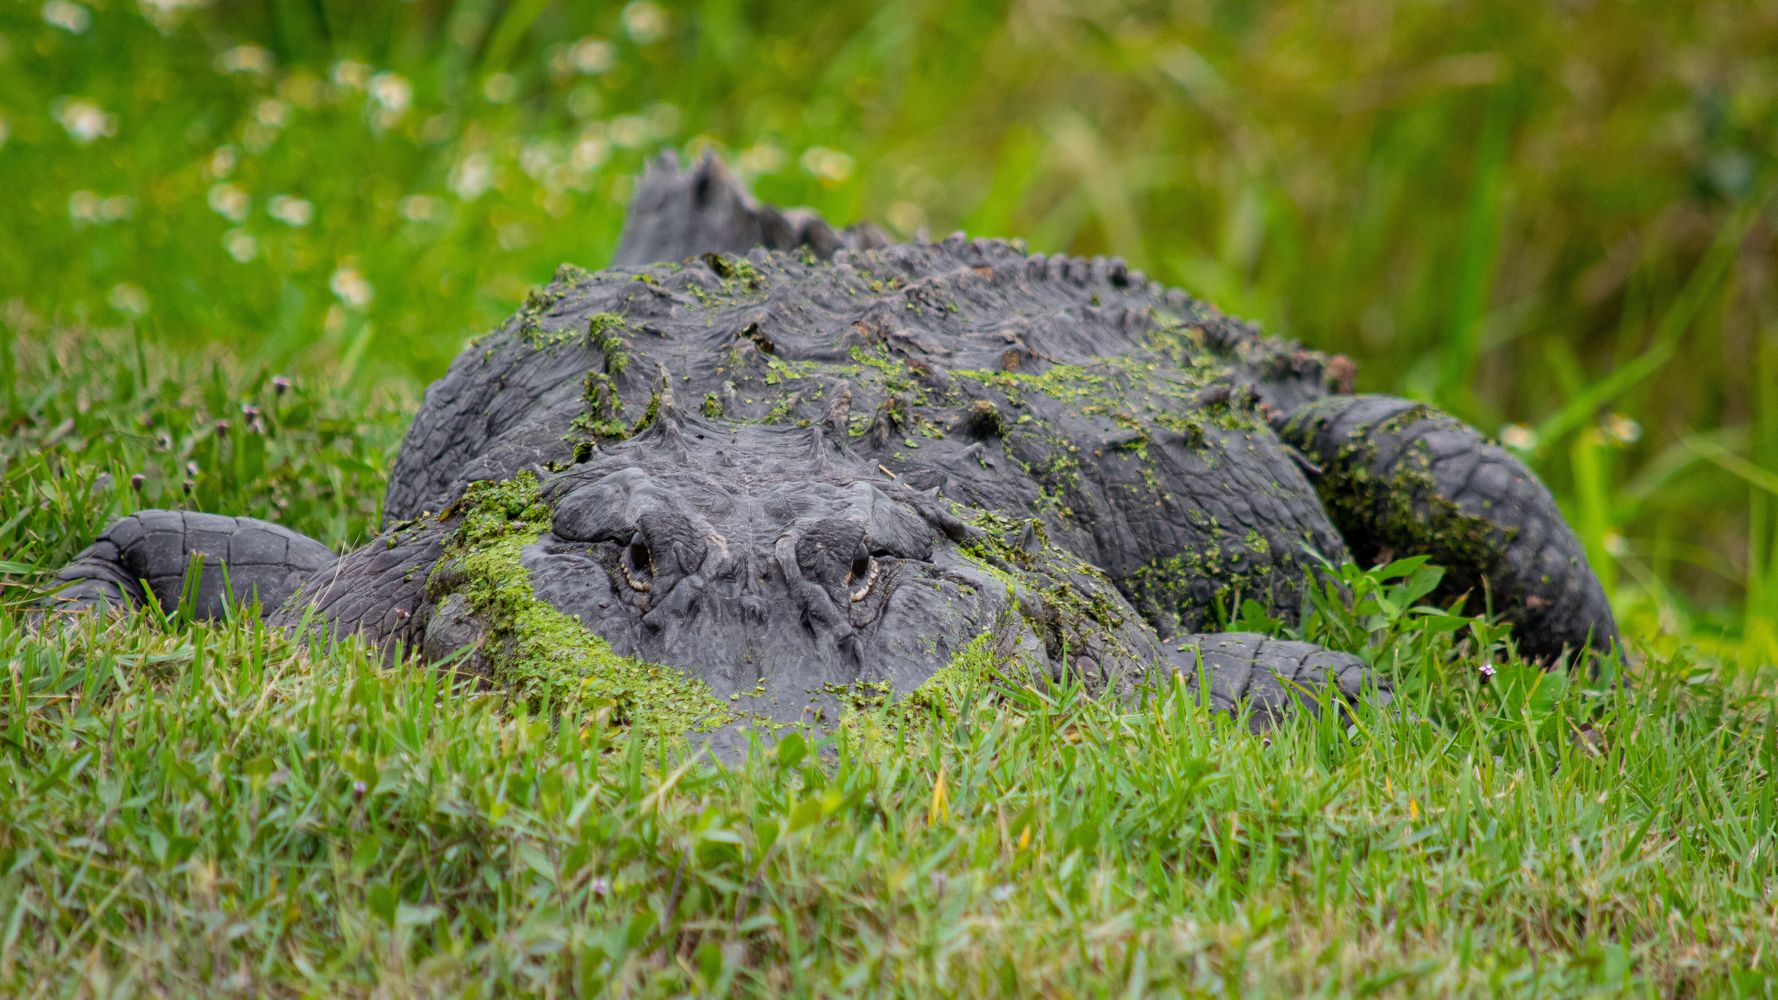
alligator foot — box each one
[1276,394,1619,663]
[48,510,335,621]
[1170,632,1385,731]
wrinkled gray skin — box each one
[51,152,1620,734]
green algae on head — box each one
[428,472,736,743]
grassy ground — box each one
[2,1,1776,994]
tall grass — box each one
[2,577,1775,994]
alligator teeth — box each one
[849,560,878,603]
[620,561,653,593]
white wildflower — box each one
[519,141,553,180]
[207,182,250,223]
[800,146,854,185]
[281,71,325,109]
[570,37,614,74]
[398,194,440,222]
[330,266,372,308]
[482,72,518,103]
[621,1,668,43]
[209,145,238,179]
[243,123,277,154]
[331,60,371,90]
[1602,531,1628,558]
[887,201,926,235]
[1602,413,1642,445]
[267,194,312,227]
[738,142,785,174]
[571,134,609,172]
[54,97,116,144]
[42,1,90,33]
[565,85,601,119]
[450,152,493,201]
[608,114,648,148]
[645,103,680,138]
[369,72,411,114]
[109,283,148,316]
[138,0,205,26]
[216,45,274,75]
[255,98,288,128]
[579,36,622,74]
[224,229,258,263]
[1498,423,1536,452]
[68,190,102,223]
[544,165,582,196]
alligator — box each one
[50,153,1619,746]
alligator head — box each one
[424,409,1027,733]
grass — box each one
[4,576,1777,995]
[2,0,1777,994]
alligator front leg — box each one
[268,517,444,661]
[1276,395,1619,663]
[1170,632,1383,731]
[49,510,336,620]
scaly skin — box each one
[1277,394,1619,662]
[49,153,1620,739]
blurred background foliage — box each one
[0,0,1773,658]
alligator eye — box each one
[619,532,654,593]
[846,542,878,603]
